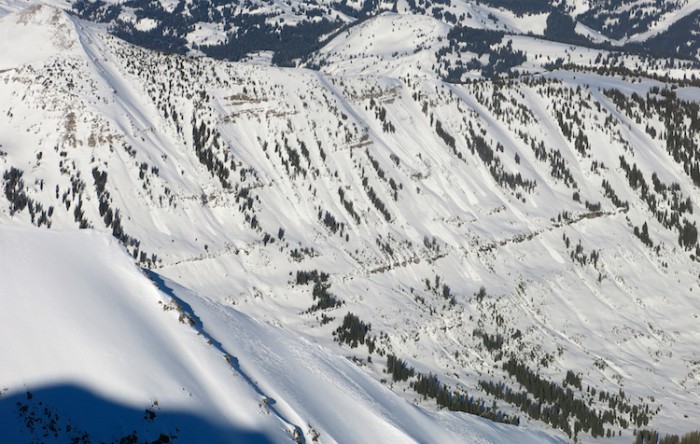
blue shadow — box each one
[1,383,276,443]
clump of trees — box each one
[386,354,414,381]
[634,222,654,248]
[334,312,375,353]
[492,358,654,438]
[635,429,700,444]
[296,270,343,313]
[466,130,536,193]
[618,155,697,251]
[437,27,526,80]
[192,117,232,189]
[3,167,54,229]
[411,372,519,425]
[3,167,28,215]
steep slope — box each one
[643,9,700,60]
[0,226,296,443]
[3,3,700,442]
[0,225,562,443]
[151,272,564,443]
[574,0,700,42]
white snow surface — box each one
[314,13,449,78]
[0,3,80,69]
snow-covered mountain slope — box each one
[311,13,449,78]
[0,2,80,69]
[65,0,700,66]
[573,0,700,42]
[0,225,562,443]
[3,3,700,442]
[0,226,295,443]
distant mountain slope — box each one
[575,0,700,41]
[61,0,700,65]
[643,9,700,60]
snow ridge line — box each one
[145,271,306,443]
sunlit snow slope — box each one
[0,226,295,443]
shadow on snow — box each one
[1,382,276,443]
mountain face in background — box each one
[2,0,700,443]
[68,0,700,65]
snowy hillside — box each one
[0,226,561,443]
[574,0,700,42]
[61,0,700,65]
[0,226,296,443]
[2,1,700,443]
